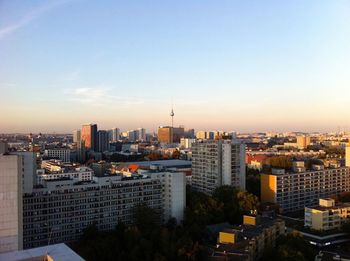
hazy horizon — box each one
[1,0,350,133]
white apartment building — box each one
[148,169,186,223]
[192,139,246,194]
[44,149,71,162]
[0,154,23,253]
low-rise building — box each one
[211,215,285,261]
[305,198,350,231]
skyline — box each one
[1,0,350,133]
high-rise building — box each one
[11,151,36,194]
[158,126,184,143]
[108,128,120,142]
[137,128,146,141]
[0,152,23,253]
[97,130,109,152]
[81,124,97,151]
[73,130,81,145]
[191,139,246,194]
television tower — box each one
[170,106,174,128]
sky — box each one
[1,0,350,133]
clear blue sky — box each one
[1,0,350,133]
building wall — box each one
[192,140,245,194]
[0,155,23,253]
[261,167,350,212]
[261,174,277,203]
[81,124,97,150]
[23,177,163,249]
[44,150,71,163]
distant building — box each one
[81,124,97,151]
[108,128,120,142]
[158,126,184,143]
[44,149,71,162]
[192,139,246,194]
[73,129,81,145]
[296,135,311,149]
[180,138,195,149]
[97,130,109,152]
[305,198,350,231]
[0,153,23,253]
[38,166,93,183]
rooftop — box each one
[0,243,85,261]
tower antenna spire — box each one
[170,102,174,128]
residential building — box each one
[305,198,350,231]
[22,174,163,249]
[192,139,246,194]
[296,135,311,149]
[261,165,350,213]
[81,124,97,151]
[211,215,285,261]
[147,168,186,222]
[0,153,23,253]
[180,138,195,149]
[44,149,71,162]
[22,169,186,249]
[11,151,36,194]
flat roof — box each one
[0,243,85,261]
[124,159,192,168]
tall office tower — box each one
[158,126,184,143]
[0,150,23,253]
[192,139,246,194]
[137,128,146,141]
[81,124,97,151]
[73,130,81,146]
[296,135,311,149]
[108,128,120,142]
[184,129,195,139]
[11,151,36,194]
[127,130,137,142]
[97,130,109,152]
[158,126,173,143]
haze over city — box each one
[1,0,350,133]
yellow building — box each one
[215,215,285,261]
[296,135,311,149]
[305,198,350,231]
